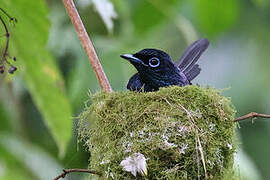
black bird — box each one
[121,38,209,92]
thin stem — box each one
[53,168,102,180]
[234,112,270,122]
[0,8,15,21]
[0,15,10,62]
[62,0,112,92]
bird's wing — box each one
[177,38,209,81]
[127,73,144,92]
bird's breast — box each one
[140,70,189,90]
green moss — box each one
[78,86,236,179]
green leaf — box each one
[193,0,239,36]
[131,0,181,35]
[0,104,11,132]
[0,160,31,180]
[251,0,269,8]
[1,0,72,156]
[0,133,63,180]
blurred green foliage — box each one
[1,0,72,157]
[0,0,270,179]
[193,0,239,36]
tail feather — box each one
[183,63,199,76]
[177,38,209,81]
[185,65,201,81]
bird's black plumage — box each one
[121,38,209,92]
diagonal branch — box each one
[53,168,102,180]
[62,0,112,92]
[234,112,270,122]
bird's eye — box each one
[149,57,160,67]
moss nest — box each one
[79,86,236,179]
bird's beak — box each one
[120,54,148,66]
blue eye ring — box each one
[149,57,160,67]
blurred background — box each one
[1,0,270,179]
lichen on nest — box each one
[78,86,236,179]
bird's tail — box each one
[177,38,209,81]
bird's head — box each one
[121,49,177,75]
